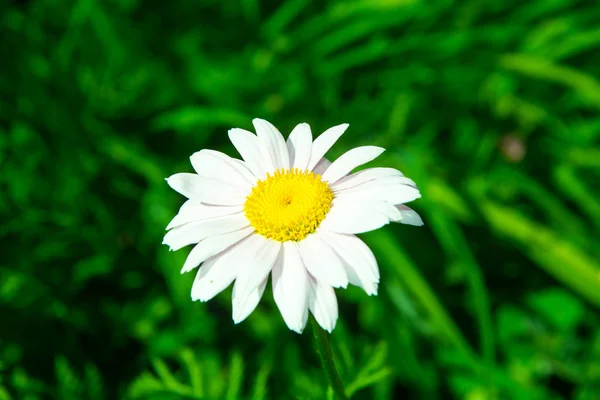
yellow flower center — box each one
[244,168,334,242]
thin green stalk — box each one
[310,317,347,400]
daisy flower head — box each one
[164,119,422,333]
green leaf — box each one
[497,306,531,343]
[527,288,585,331]
[500,54,600,109]
[152,359,192,396]
[250,362,271,400]
[0,387,12,400]
[180,349,203,398]
[479,200,600,308]
[225,351,244,400]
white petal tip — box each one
[228,128,247,140]
[317,322,335,333]
[290,326,304,334]
[231,301,245,324]
[283,318,307,334]
[361,281,379,295]
[191,291,209,302]
[373,146,386,155]
[394,211,424,226]
[329,281,348,289]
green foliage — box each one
[2,0,600,398]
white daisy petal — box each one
[321,146,386,184]
[312,157,331,176]
[232,234,281,299]
[334,179,421,205]
[331,197,402,220]
[286,123,313,171]
[338,175,418,192]
[166,173,247,205]
[180,227,255,273]
[191,234,273,302]
[331,167,407,191]
[228,128,267,179]
[162,213,250,251]
[177,199,199,213]
[272,242,310,333]
[297,234,348,288]
[165,173,203,198]
[253,118,290,171]
[307,123,349,171]
[392,205,424,226]
[301,306,309,329]
[166,203,243,230]
[232,277,268,324]
[191,249,240,302]
[320,231,379,295]
[190,149,255,189]
[319,200,393,234]
[308,276,338,333]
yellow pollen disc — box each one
[244,168,334,242]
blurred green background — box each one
[2,0,600,399]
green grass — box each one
[1,0,600,398]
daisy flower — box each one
[164,119,422,333]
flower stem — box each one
[310,316,348,400]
